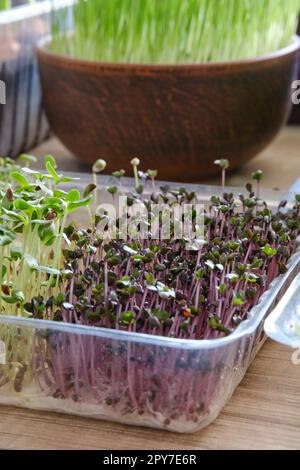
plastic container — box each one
[0,0,73,157]
[0,181,299,432]
[264,272,300,348]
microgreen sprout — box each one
[251,169,264,199]
[112,170,125,179]
[18,154,38,167]
[92,158,107,213]
[92,159,107,174]
[131,157,143,193]
[214,159,229,188]
[147,169,158,193]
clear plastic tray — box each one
[0,180,299,432]
[264,272,300,348]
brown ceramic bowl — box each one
[37,38,300,181]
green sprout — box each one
[214,159,229,188]
[131,157,143,193]
[18,154,38,168]
[50,0,300,64]
[147,169,158,193]
[251,169,264,199]
[92,158,107,215]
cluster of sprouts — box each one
[1,155,299,341]
[51,0,300,64]
[1,154,300,428]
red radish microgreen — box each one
[251,169,264,199]
[12,158,298,341]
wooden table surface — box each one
[1,127,300,450]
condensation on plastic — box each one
[0,180,299,433]
[0,0,73,157]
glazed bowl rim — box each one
[37,35,300,72]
